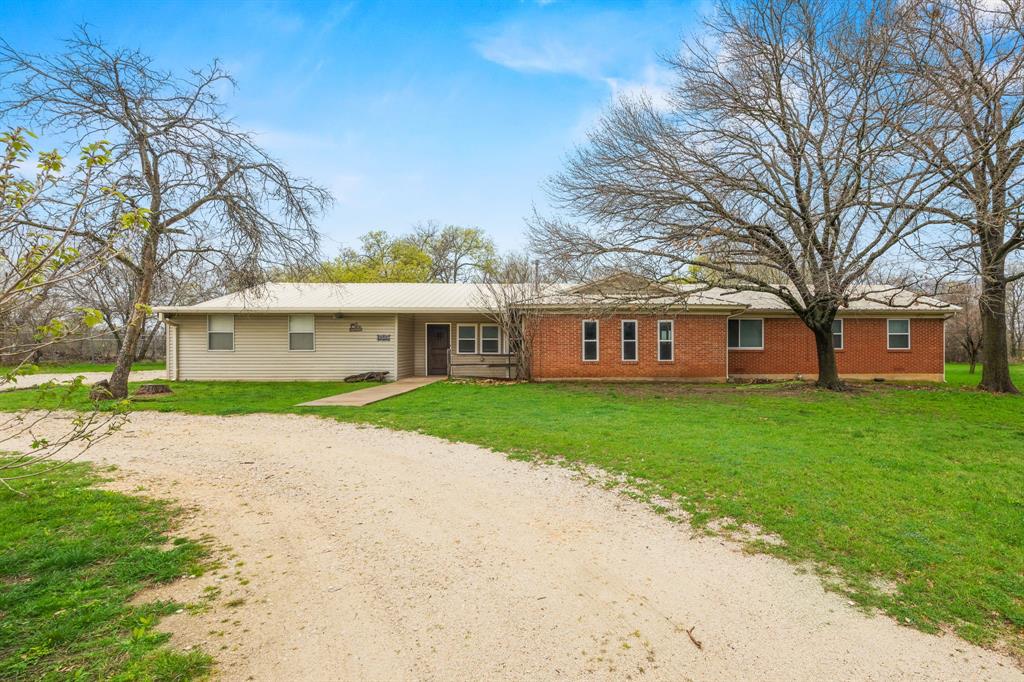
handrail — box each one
[446,348,517,379]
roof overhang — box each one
[736,308,957,319]
[156,306,496,315]
[524,304,747,314]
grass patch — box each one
[0,364,1021,657]
[0,460,212,680]
[0,379,372,414]
[2,361,165,376]
[944,361,1024,388]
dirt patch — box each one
[4,412,1021,681]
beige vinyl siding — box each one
[165,322,178,380]
[173,313,398,381]
[396,314,415,379]
[411,313,512,379]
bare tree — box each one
[477,254,543,380]
[0,32,332,398]
[898,0,1024,393]
[0,127,131,489]
[0,127,129,372]
[944,281,985,372]
[531,0,950,390]
[71,249,225,360]
[412,221,498,283]
[1008,262,1024,359]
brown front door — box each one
[426,324,450,376]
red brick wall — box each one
[530,314,728,380]
[727,317,946,377]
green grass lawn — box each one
[2,361,166,376]
[944,361,1024,388]
[0,365,1021,658]
[0,460,211,680]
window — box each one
[480,324,500,354]
[621,320,638,361]
[728,318,763,349]
[887,319,910,349]
[658,320,674,361]
[457,324,477,354]
[582,320,599,361]
[289,314,315,351]
[207,314,234,351]
[832,319,844,350]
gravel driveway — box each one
[0,370,166,391]
[7,412,1021,681]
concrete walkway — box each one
[298,376,445,407]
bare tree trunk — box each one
[978,274,1019,393]
[135,321,158,361]
[811,324,842,390]
[108,231,158,398]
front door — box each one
[426,324,450,376]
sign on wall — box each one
[349,323,363,332]
[377,334,391,342]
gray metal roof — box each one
[155,282,956,316]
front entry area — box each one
[426,324,450,376]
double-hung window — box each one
[582,320,599,361]
[887,319,910,349]
[728,318,763,349]
[289,314,315,351]
[621,320,638,361]
[457,324,477,354]
[207,314,234,351]
[658,320,674,361]
[832,319,844,350]
[480,324,500,354]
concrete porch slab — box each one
[298,376,446,407]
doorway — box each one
[426,324,450,376]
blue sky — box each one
[5,0,705,253]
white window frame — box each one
[657,320,674,361]
[832,318,844,350]
[621,319,638,362]
[581,319,599,362]
[207,314,234,352]
[456,323,478,354]
[728,318,764,350]
[479,323,501,355]
[887,318,911,350]
[288,314,316,352]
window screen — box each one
[888,319,910,349]
[582,320,598,361]
[728,319,763,349]
[480,324,500,354]
[621,320,637,361]
[832,319,843,350]
[457,325,477,354]
[658,320,673,361]
[208,314,234,351]
[289,314,315,351]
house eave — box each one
[154,306,497,315]
[736,308,957,319]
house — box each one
[154,280,955,383]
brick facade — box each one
[529,314,946,381]
[530,314,729,380]
[728,316,945,380]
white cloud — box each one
[473,20,603,78]
[602,63,676,110]
[473,9,681,108]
